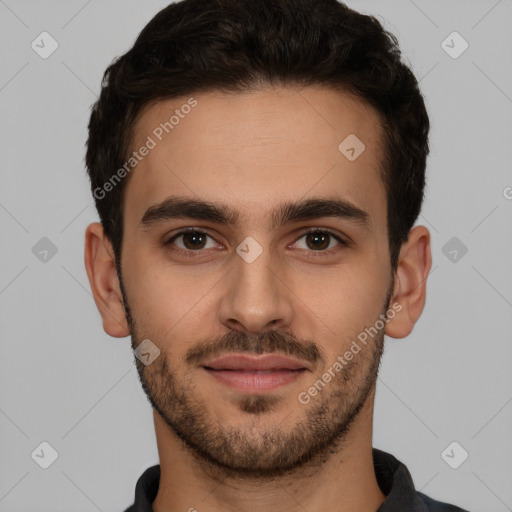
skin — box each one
[85,85,431,512]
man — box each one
[84,0,469,510]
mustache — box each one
[185,330,322,368]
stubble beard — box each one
[119,270,389,481]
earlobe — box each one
[84,222,130,338]
[384,225,432,339]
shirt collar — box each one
[125,448,434,511]
[373,448,429,511]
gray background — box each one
[1,0,511,510]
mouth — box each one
[202,354,309,392]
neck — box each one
[152,389,385,512]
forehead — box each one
[124,86,387,230]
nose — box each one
[217,243,294,334]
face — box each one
[118,86,395,478]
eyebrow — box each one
[139,195,370,231]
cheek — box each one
[300,256,388,315]
[120,250,171,330]
[122,249,220,336]
[290,260,389,359]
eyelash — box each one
[163,227,347,258]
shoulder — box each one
[417,491,470,512]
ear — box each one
[385,225,432,339]
[84,222,130,338]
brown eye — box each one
[165,229,218,254]
[305,231,330,250]
[294,229,344,252]
[181,231,208,250]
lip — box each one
[202,354,309,371]
[202,354,310,393]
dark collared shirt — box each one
[123,448,469,511]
